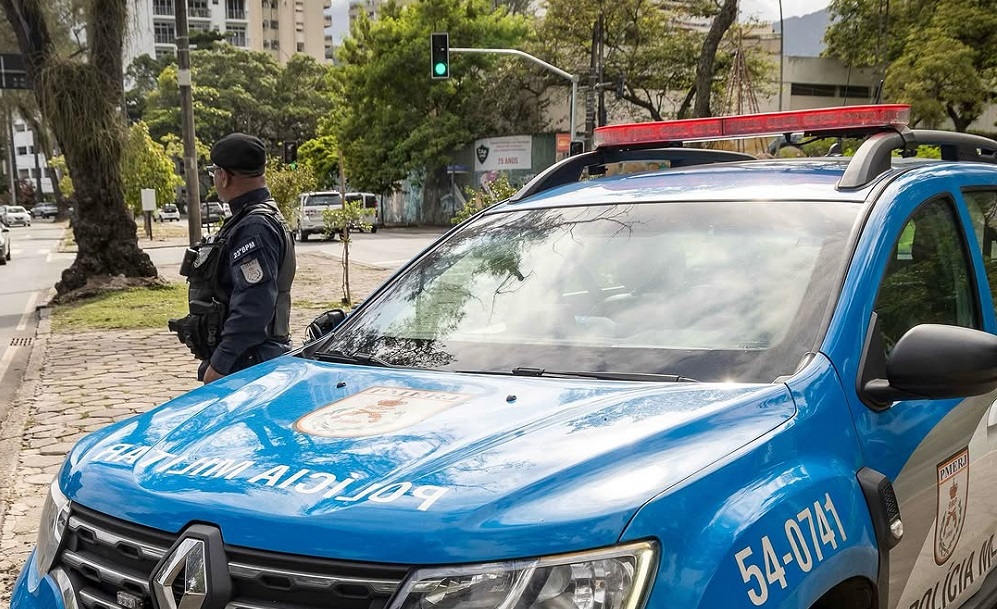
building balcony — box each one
[152,4,176,16]
[324,14,332,26]
[226,9,247,19]
[188,6,211,18]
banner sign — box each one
[473,135,532,172]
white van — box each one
[344,192,380,232]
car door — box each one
[843,192,997,609]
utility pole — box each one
[176,0,202,245]
[596,12,606,128]
[778,0,784,111]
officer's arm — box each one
[210,218,283,375]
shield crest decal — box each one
[295,386,472,438]
[935,447,969,565]
[476,145,489,164]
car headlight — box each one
[34,478,71,577]
[387,541,656,609]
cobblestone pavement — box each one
[0,247,395,601]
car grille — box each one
[58,505,409,609]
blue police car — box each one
[13,105,997,609]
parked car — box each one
[31,202,57,219]
[344,191,380,232]
[0,223,9,265]
[154,203,181,222]
[200,201,225,225]
[221,202,232,218]
[2,205,31,226]
[293,190,344,241]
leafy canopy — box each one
[328,0,531,192]
[824,0,997,131]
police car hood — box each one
[66,357,795,563]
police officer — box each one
[170,133,296,383]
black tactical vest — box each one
[179,200,295,354]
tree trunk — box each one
[422,166,451,225]
[0,0,156,294]
[692,0,738,118]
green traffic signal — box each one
[431,32,449,79]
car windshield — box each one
[163,205,177,212]
[305,194,343,207]
[8,206,25,213]
[319,201,859,383]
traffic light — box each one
[430,32,449,79]
[283,141,298,164]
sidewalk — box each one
[0,241,395,600]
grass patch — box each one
[51,283,188,333]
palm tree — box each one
[0,0,157,295]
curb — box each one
[0,306,51,560]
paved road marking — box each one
[16,290,38,332]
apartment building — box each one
[9,118,54,199]
[124,0,334,67]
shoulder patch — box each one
[232,239,258,262]
[239,258,265,284]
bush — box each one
[452,175,519,225]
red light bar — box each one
[593,104,911,149]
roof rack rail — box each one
[509,147,753,202]
[838,128,997,189]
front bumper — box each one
[7,216,29,225]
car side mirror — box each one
[306,309,347,342]
[863,323,997,404]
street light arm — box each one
[449,46,579,143]
[450,47,577,83]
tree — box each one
[691,0,738,118]
[331,0,531,224]
[824,0,997,131]
[121,122,184,215]
[266,158,317,221]
[0,0,157,294]
[323,200,372,305]
[125,53,175,123]
[298,135,342,190]
[144,45,333,149]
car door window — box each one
[963,189,997,318]
[873,197,978,358]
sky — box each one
[739,0,831,22]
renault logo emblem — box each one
[151,525,231,609]
[152,538,207,609]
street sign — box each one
[0,54,29,90]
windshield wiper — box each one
[313,349,396,368]
[457,367,698,383]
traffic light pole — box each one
[450,47,579,145]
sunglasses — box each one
[206,164,223,177]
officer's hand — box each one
[203,365,223,384]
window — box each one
[227,25,247,46]
[15,146,27,156]
[226,0,246,18]
[188,0,210,17]
[297,42,305,52]
[873,197,978,358]
[13,123,25,132]
[964,190,997,319]
[791,83,837,97]
[154,21,176,44]
[17,169,27,179]
[155,48,175,60]
[840,85,871,99]
[153,0,175,15]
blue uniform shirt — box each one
[209,187,291,375]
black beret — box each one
[210,133,267,175]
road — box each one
[0,219,74,413]
[143,225,450,273]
